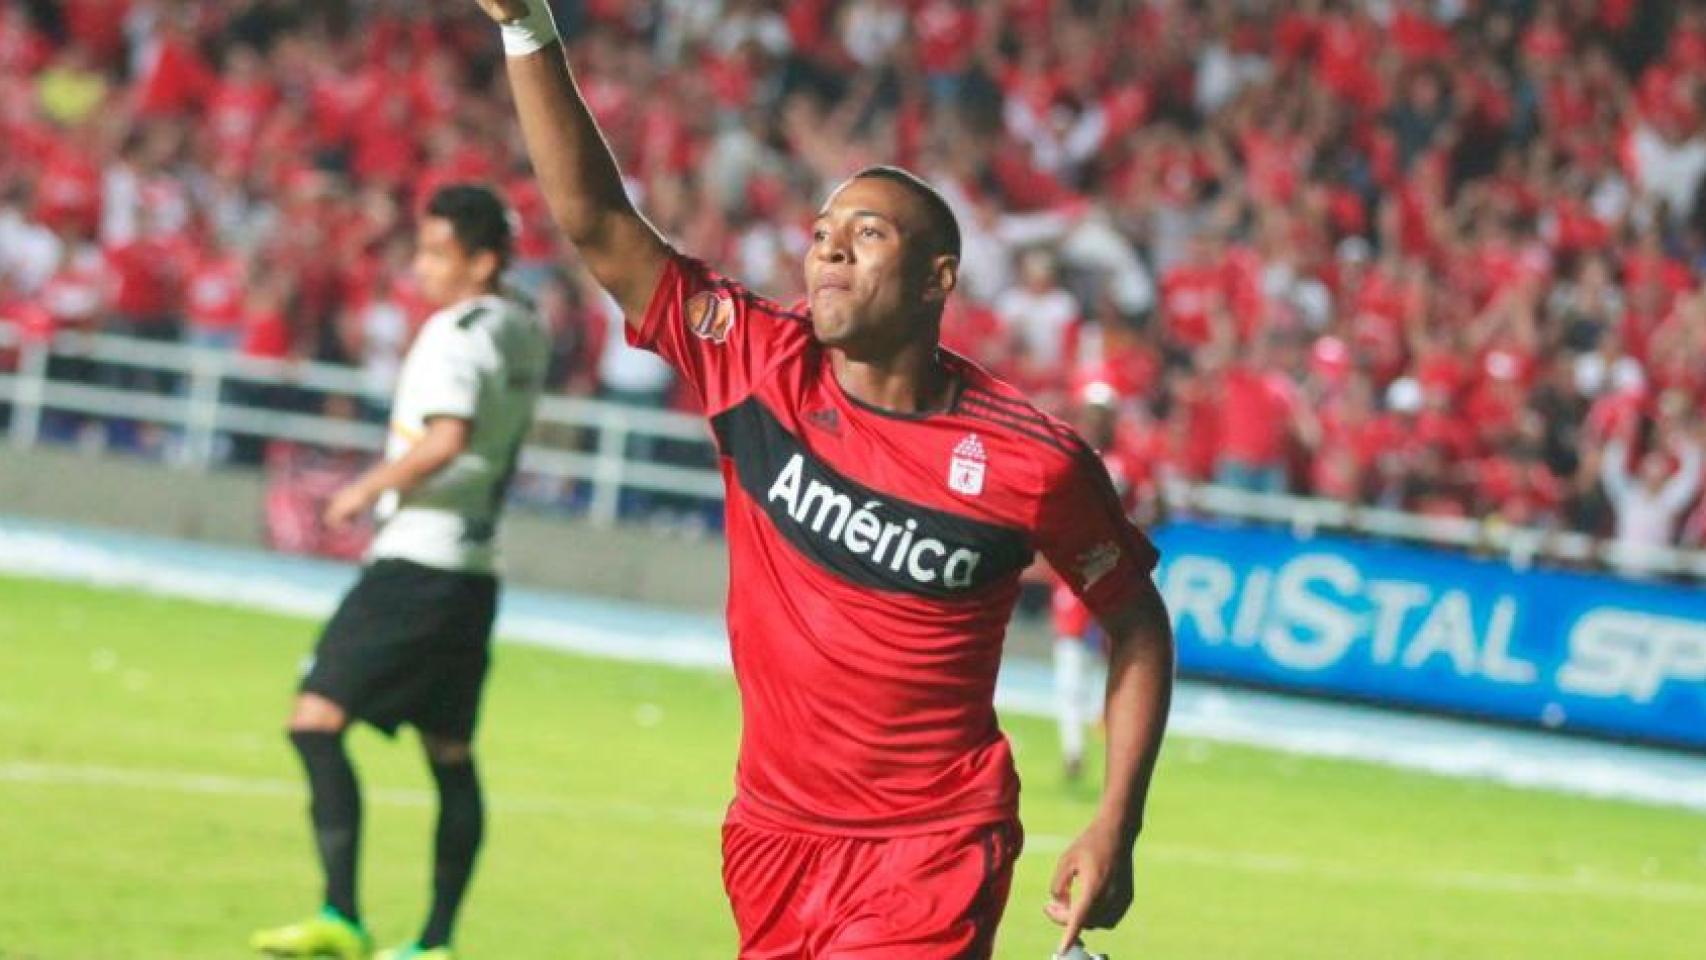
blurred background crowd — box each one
[6,0,1706,557]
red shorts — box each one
[721,817,1023,959]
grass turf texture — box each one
[0,574,1701,959]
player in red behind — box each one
[1051,382,1143,786]
[477,2,1174,955]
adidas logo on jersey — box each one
[805,408,842,435]
[948,434,987,496]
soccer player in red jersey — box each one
[1051,383,1144,786]
[478,2,1175,955]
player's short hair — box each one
[852,165,961,261]
[425,183,514,269]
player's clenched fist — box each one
[476,0,559,56]
[472,0,531,23]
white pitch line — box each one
[3,518,1705,813]
[4,760,1703,906]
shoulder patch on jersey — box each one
[454,305,490,331]
[686,289,736,343]
[1075,540,1122,590]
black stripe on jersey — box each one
[959,389,1085,448]
[711,397,1033,600]
[454,305,490,330]
[957,396,1077,455]
[959,388,1068,433]
[959,388,1065,433]
[733,289,810,323]
[959,386,1037,412]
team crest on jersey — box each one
[686,290,736,343]
[948,434,987,496]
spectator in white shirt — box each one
[994,247,1080,373]
[1632,113,1706,225]
[0,180,63,296]
[1600,420,1704,574]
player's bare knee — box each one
[422,734,473,766]
[288,693,348,733]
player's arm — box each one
[1034,444,1174,954]
[1047,578,1174,953]
[324,417,470,528]
[476,0,670,326]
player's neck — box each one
[830,341,955,417]
[440,281,500,310]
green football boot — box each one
[375,945,455,960]
[250,906,372,958]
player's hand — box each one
[473,0,532,23]
[324,482,380,529]
[1045,816,1136,953]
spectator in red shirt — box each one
[914,0,981,102]
[33,130,102,237]
[205,45,279,170]
[132,18,216,117]
[102,207,183,344]
[0,275,52,375]
[0,5,52,75]
[8,0,1706,560]
[1311,374,1399,503]
[183,242,249,351]
[1159,232,1229,350]
[1208,334,1312,494]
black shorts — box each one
[300,558,499,740]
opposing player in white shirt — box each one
[253,184,549,960]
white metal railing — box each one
[1160,476,1706,580]
[4,325,1704,578]
[0,326,724,526]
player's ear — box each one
[923,254,958,304]
[471,249,503,288]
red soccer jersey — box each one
[629,254,1158,837]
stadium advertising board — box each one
[1150,521,1706,752]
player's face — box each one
[804,178,951,355]
[413,217,497,308]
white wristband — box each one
[499,0,559,57]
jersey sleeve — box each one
[1035,445,1161,621]
[625,251,811,415]
[406,320,484,421]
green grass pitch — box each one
[0,575,1701,959]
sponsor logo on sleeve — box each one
[1076,541,1122,590]
[686,290,736,343]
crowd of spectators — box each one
[6,0,1706,557]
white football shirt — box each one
[368,291,549,573]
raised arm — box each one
[1658,436,1704,513]
[476,0,671,326]
[1600,436,1633,503]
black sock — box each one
[419,758,484,949]
[289,730,362,925]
